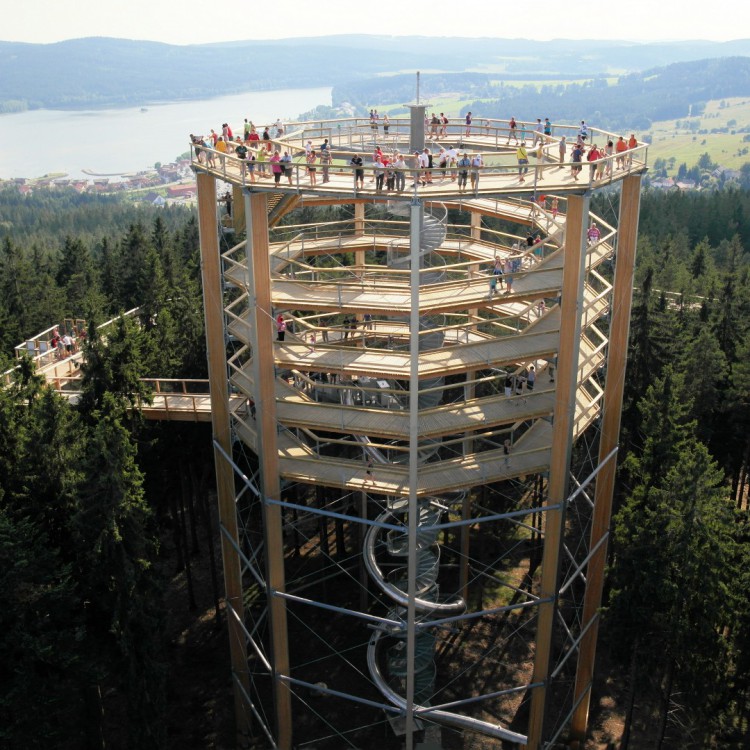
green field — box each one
[647,96,750,173]
[375,92,750,176]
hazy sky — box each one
[2,0,746,45]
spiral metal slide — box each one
[361,203,528,746]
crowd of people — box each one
[49,325,84,360]
[190,113,639,191]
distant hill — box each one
[1,35,750,112]
[332,57,750,133]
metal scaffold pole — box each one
[404,196,422,750]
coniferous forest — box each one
[1,184,750,748]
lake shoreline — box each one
[0,86,332,180]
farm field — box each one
[647,96,750,173]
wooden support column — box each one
[569,174,642,745]
[196,172,250,743]
[245,191,293,750]
[354,201,365,236]
[470,210,482,241]
[232,184,245,232]
[526,193,590,749]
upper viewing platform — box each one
[189,112,648,200]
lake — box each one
[0,87,332,180]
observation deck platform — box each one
[191,115,647,200]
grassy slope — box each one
[648,96,750,173]
[381,87,750,176]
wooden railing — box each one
[190,116,648,195]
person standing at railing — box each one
[516,143,529,183]
[350,153,364,189]
[557,136,567,167]
[446,144,458,181]
[457,152,471,192]
[276,315,287,341]
[628,133,638,166]
[374,154,385,191]
[544,118,552,140]
[429,113,440,140]
[533,118,543,146]
[615,136,627,169]
[526,364,536,391]
[256,146,267,178]
[489,255,503,298]
[470,153,484,191]
[587,143,600,179]
[281,150,293,185]
[235,140,248,178]
[604,140,614,176]
[415,150,427,186]
[423,148,434,184]
[215,136,227,168]
[507,116,518,144]
[320,148,331,184]
[271,150,283,186]
[394,153,406,192]
[587,223,601,245]
[465,111,473,136]
[436,147,448,181]
[534,141,545,182]
[579,120,589,142]
[571,142,583,181]
[441,113,449,137]
[383,114,390,136]
[306,150,318,186]
[503,257,513,293]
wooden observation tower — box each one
[192,111,645,749]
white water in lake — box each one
[0,87,332,180]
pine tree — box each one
[78,313,152,417]
[73,393,165,749]
[607,368,739,745]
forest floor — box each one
[158,520,629,750]
[160,527,236,750]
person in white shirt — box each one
[470,153,484,190]
[393,154,407,191]
[533,118,543,145]
[418,149,431,184]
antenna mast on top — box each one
[416,71,420,105]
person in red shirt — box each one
[627,133,638,166]
[615,136,628,169]
[587,144,600,179]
